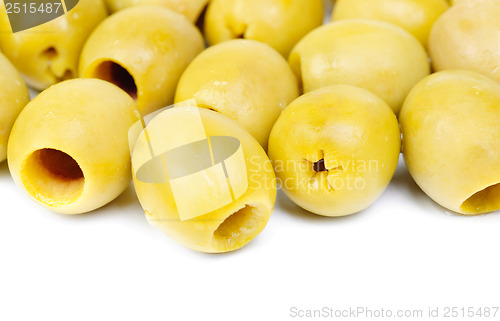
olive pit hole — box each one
[227,23,247,40]
[93,61,138,100]
[461,182,500,214]
[40,47,58,59]
[213,204,263,251]
[21,149,85,206]
[313,159,327,172]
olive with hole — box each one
[8,79,139,214]
[131,106,277,253]
[268,85,401,217]
[0,0,108,90]
[79,6,204,115]
[0,52,30,162]
[175,39,299,149]
[400,70,500,215]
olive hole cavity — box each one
[213,204,263,251]
[93,61,138,100]
[21,149,85,206]
[313,159,327,172]
[461,182,500,214]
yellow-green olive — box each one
[204,0,324,57]
[175,39,299,149]
[332,0,449,47]
[289,19,430,115]
[400,70,500,215]
[79,6,204,115]
[268,85,401,217]
[429,0,500,82]
[131,106,276,253]
[8,79,139,214]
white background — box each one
[2,153,500,321]
[1,1,500,320]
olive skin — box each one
[289,19,430,115]
[0,52,30,162]
[204,0,324,57]
[332,0,449,47]
[429,0,500,82]
[104,0,208,22]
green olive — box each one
[429,0,500,82]
[204,0,324,57]
[332,0,449,48]
[289,19,430,115]
[175,39,299,149]
[400,70,500,215]
[79,6,204,115]
[268,85,401,217]
[8,79,139,214]
[132,106,276,253]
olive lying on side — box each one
[79,6,204,115]
[400,70,500,215]
[8,79,139,214]
[131,106,277,253]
